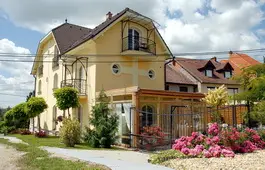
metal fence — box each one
[129,103,248,150]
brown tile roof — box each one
[228,52,261,75]
[175,58,239,85]
[166,64,197,85]
[52,23,92,54]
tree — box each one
[233,64,265,126]
[83,90,119,148]
[53,87,79,117]
[11,102,29,128]
[202,85,229,123]
[25,97,48,131]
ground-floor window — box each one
[141,105,154,127]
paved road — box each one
[43,146,173,170]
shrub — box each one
[149,150,186,164]
[140,126,166,150]
[60,118,81,147]
[83,90,119,148]
[20,129,31,135]
[35,130,47,138]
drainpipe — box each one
[164,57,175,90]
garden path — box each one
[42,146,173,170]
[0,135,172,170]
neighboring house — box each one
[221,51,261,75]
[166,57,242,95]
[30,8,172,138]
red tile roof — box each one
[228,52,261,75]
[173,58,239,85]
[166,64,197,85]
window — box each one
[228,88,238,95]
[38,80,42,94]
[207,87,215,92]
[141,105,154,127]
[148,69,155,79]
[112,64,121,74]
[205,69,213,77]
[224,71,232,78]
[52,45,59,68]
[128,29,140,50]
[53,73,58,89]
[52,106,57,130]
[179,86,188,92]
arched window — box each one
[141,105,154,127]
[53,73,58,89]
[38,80,42,94]
[52,106,57,130]
[128,29,140,50]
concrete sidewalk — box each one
[43,146,173,170]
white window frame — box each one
[148,69,155,79]
[205,69,213,77]
[111,64,121,75]
[224,71,232,78]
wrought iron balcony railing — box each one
[61,79,87,95]
[38,65,43,76]
[122,36,156,55]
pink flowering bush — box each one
[141,126,166,150]
[172,123,265,158]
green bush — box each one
[53,87,79,117]
[149,149,186,164]
[59,118,81,147]
[83,90,119,148]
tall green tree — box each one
[233,64,265,126]
[83,90,119,148]
[25,97,48,131]
[53,87,79,117]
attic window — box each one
[205,69,213,77]
[224,71,232,78]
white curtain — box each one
[123,103,133,134]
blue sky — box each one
[0,0,265,107]
[0,16,43,53]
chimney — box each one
[106,11,113,20]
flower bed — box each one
[172,123,265,158]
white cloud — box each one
[1,0,264,56]
[0,0,264,84]
[0,39,33,107]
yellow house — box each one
[30,8,172,143]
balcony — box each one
[122,36,156,55]
[52,56,59,69]
[61,79,87,96]
[38,65,43,76]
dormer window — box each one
[224,71,232,78]
[205,69,213,77]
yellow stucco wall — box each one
[34,18,170,132]
[94,21,167,92]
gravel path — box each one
[164,150,265,170]
[0,143,24,170]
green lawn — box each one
[9,134,124,150]
[0,138,106,170]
